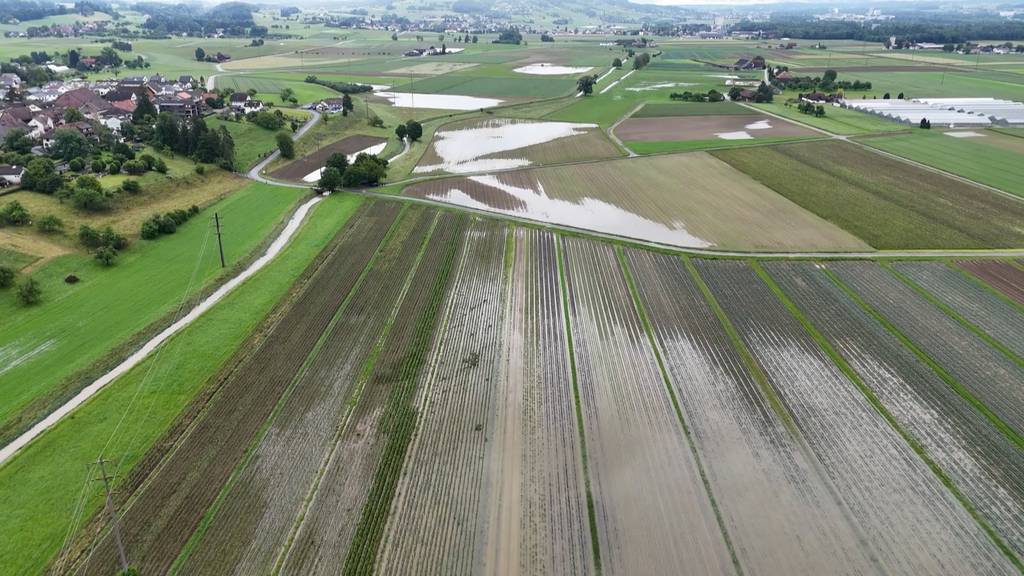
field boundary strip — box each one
[768,263,1024,572]
[339,215,467,575]
[167,204,411,575]
[950,261,1024,315]
[271,211,441,575]
[882,262,1024,370]
[616,247,744,576]
[555,234,603,575]
[820,265,1024,452]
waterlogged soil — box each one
[405,153,869,251]
[615,115,816,142]
[271,135,387,181]
[413,118,616,174]
[696,260,1017,575]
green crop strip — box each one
[556,236,603,575]
[169,204,409,575]
[273,212,441,576]
[882,262,1024,369]
[776,264,1024,573]
[948,261,1024,317]
[682,257,799,435]
[341,215,466,576]
[617,248,743,576]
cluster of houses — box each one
[3,19,111,38]
[0,74,221,160]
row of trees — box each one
[304,75,373,94]
[152,114,235,168]
[670,89,724,102]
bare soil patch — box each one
[270,135,388,181]
[616,114,816,142]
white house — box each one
[0,165,26,186]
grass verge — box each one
[0,193,363,576]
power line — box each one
[94,457,129,573]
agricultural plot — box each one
[404,153,869,251]
[280,213,465,575]
[712,140,1024,249]
[860,131,1024,199]
[71,203,401,576]
[890,262,1024,360]
[270,135,388,181]
[561,238,734,575]
[615,114,817,152]
[695,259,1016,574]
[178,207,436,574]
[958,260,1024,306]
[624,250,877,575]
[750,100,906,136]
[765,261,1024,562]
[413,117,621,175]
[376,219,510,574]
[829,262,1024,439]
[631,102,757,117]
[479,228,594,575]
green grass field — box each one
[0,194,363,576]
[0,247,37,271]
[712,140,1024,249]
[858,130,1024,199]
[0,183,306,446]
[206,118,293,171]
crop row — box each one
[891,261,1024,361]
[71,202,402,576]
[560,238,734,575]
[376,218,511,574]
[282,212,466,575]
[491,228,593,575]
[177,207,438,574]
[957,260,1024,307]
[624,250,876,575]
[694,259,1013,575]
[767,261,1024,562]
[830,262,1024,439]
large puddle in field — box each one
[302,142,388,182]
[413,119,598,174]
[625,81,697,92]
[514,63,594,75]
[375,92,503,110]
[416,174,712,247]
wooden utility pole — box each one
[95,457,129,573]
[214,212,226,268]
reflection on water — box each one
[376,92,503,110]
[513,63,594,75]
[422,174,712,248]
[414,119,599,174]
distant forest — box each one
[735,17,1024,43]
[135,2,257,36]
[0,0,115,23]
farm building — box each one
[915,98,1024,125]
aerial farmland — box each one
[2,0,1024,574]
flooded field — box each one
[513,63,594,75]
[413,118,619,174]
[270,135,387,181]
[375,91,503,110]
[405,153,871,251]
